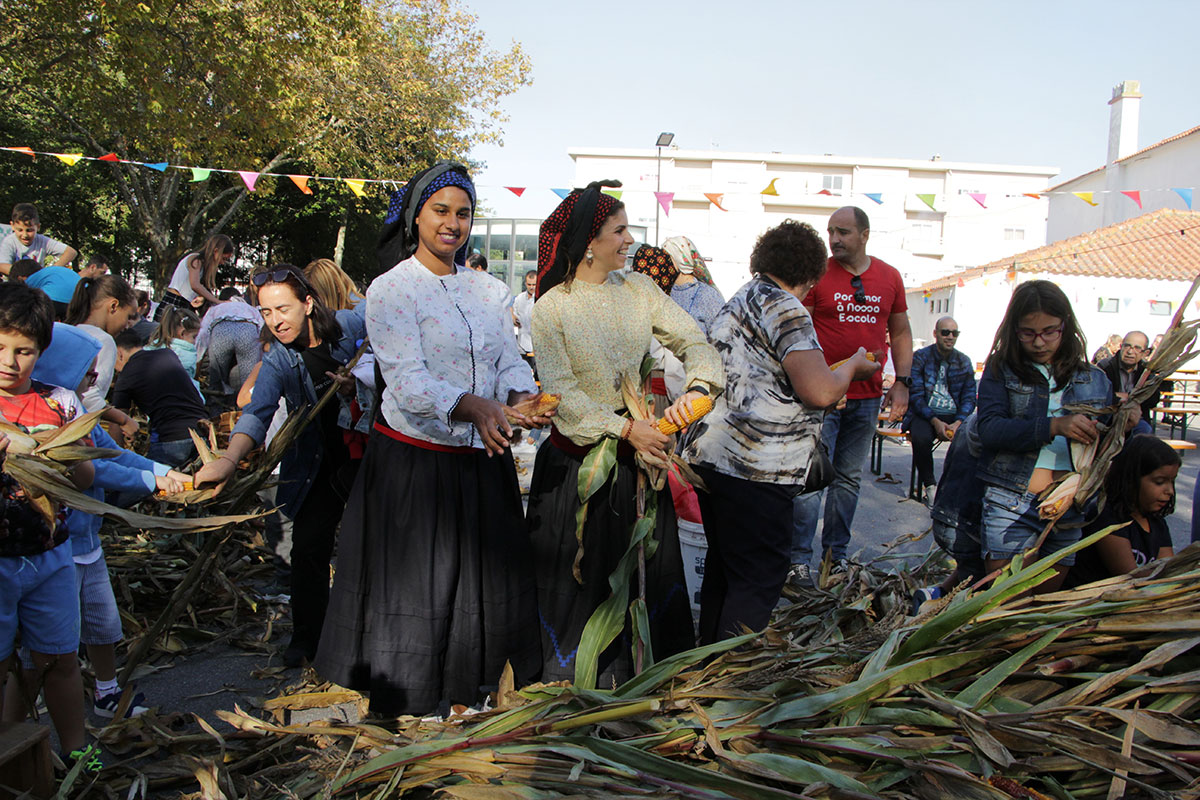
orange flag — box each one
[289,175,313,195]
[1022,192,1041,200]
[704,192,728,211]
[4,146,35,157]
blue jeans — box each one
[791,397,877,564]
[147,437,196,470]
[1130,418,1153,438]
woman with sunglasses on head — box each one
[527,181,723,685]
[194,264,365,667]
[314,163,548,717]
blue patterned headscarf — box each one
[377,162,476,272]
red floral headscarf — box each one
[536,181,622,298]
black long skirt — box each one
[313,432,541,716]
[526,441,695,687]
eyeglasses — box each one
[1016,324,1064,344]
[251,266,313,294]
[1121,343,1145,352]
[938,329,960,337]
[849,274,867,305]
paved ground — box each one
[40,425,1198,772]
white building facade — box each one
[1047,81,1200,242]
[570,147,1058,299]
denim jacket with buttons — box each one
[232,308,367,518]
[976,359,1112,493]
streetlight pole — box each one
[654,132,674,246]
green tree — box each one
[0,0,530,286]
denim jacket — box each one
[232,308,367,517]
[904,344,976,427]
[976,360,1112,492]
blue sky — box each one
[467,0,1200,218]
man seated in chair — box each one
[903,317,976,506]
[1097,331,1160,437]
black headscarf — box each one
[376,162,477,272]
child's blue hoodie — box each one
[32,323,170,557]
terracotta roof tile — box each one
[916,208,1200,292]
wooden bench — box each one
[1152,406,1200,438]
[0,722,53,799]
[869,427,907,476]
[1161,439,1197,456]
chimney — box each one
[1107,80,1141,165]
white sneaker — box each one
[782,563,813,598]
[922,484,937,509]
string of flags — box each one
[2,145,1196,214]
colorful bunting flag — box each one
[864,193,883,204]
[816,189,833,196]
[1073,191,1097,207]
[704,193,728,211]
[344,178,366,197]
[4,146,35,157]
[956,278,965,287]
[601,189,622,200]
[238,171,259,192]
[1121,190,1142,209]
[967,192,987,209]
[144,161,168,172]
[53,153,83,166]
[761,178,779,196]
[190,168,212,183]
[916,194,936,211]
[289,175,312,195]
[1174,188,1193,210]
[505,187,525,197]
[1023,193,1042,200]
[98,153,120,162]
[551,188,570,200]
[654,191,674,216]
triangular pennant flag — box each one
[238,171,259,192]
[504,186,525,197]
[864,193,883,204]
[922,289,931,299]
[190,167,212,183]
[289,175,312,195]
[967,192,987,208]
[98,153,120,162]
[1173,188,1193,210]
[601,189,622,200]
[956,278,965,287]
[1073,191,1097,207]
[344,178,366,197]
[704,192,728,211]
[4,146,35,157]
[1120,190,1142,209]
[816,189,833,196]
[1023,192,1042,200]
[551,188,570,200]
[761,178,779,196]
[916,193,936,210]
[654,191,674,216]
[144,161,168,172]
[52,153,83,166]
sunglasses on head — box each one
[849,274,867,305]
[252,266,312,293]
[938,329,960,337]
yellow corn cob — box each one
[656,395,714,435]
[828,351,877,371]
[1038,473,1080,519]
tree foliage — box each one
[0,0,530,286]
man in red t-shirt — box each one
[786,206,912,593]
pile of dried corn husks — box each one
[90,532,1200,800]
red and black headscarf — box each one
[631,244,679,294]
[536,179,623,298]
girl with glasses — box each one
[194,263,366,667]
[975,280,1129,593]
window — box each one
[1150,300,1173,316]
[1004,228,1025,241]
[1097,298,1119,313]
[910,221,937,240]
[822,175,844,194]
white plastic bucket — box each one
[677,520,707,614]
